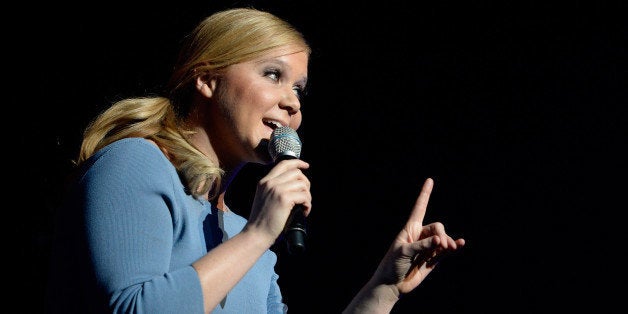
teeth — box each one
[265,120,283,128]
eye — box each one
[264,67,307,100]
[293,85,306,100]
[264,68,281,82]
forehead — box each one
[254,46,309,65]
[247,46,309,80]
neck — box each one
[212,162,246,211]
[212,192,227,211]
[183,111,248,209]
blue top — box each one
[46,138,286,313]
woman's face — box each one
[208,46,309,166]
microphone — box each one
[268,126,307,255]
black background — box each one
[10,1,626,313]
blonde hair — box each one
[78,7,310,199]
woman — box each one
[46,7,465,313]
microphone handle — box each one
[285,204,306,255]
[275,154,307,255]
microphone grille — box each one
[268,126,302,161]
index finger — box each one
[407,177,434,224]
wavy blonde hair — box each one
[78,7,310,199]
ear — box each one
[195,75,218,98]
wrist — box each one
[239,225,277,249]
[366,277,401,303]
[343,279,400,314]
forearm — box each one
[343,278,400,314]
[192,229,275,313]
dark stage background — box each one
[10,1,625,313]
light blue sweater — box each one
[47,138,286,313]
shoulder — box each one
[93,137,163,159]
[88,138,168,166]
[79,138,176,185]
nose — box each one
[279,90,301,116]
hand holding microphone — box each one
[268,126,309,255]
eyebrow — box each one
[260,58,308,86]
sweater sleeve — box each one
[79,138,204,313]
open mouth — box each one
[263,119,284,130]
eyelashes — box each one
[264,68,306,99]
[263,68,281,81]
